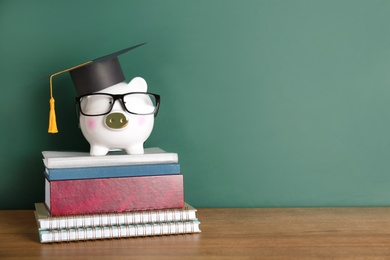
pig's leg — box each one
[90,145,110,156]
[125,144,144,155]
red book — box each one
[45,175,184,216]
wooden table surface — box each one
[1,207,390,259]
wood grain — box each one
[1,208,390,259]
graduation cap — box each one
[48,42,146,133]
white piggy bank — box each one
[78,77,158,156]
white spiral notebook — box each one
[34,202,198,230]
[38,220,201,243]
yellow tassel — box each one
[47,60,92,134]
[48,97,58,133]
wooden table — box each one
[1,207,390,259]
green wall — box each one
[1,0,390,209]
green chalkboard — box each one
[1,0,390,209]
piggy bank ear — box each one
[128,77,147,92]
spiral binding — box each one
[41,219,200,243]
[42,205,195,231]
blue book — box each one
[44,163,180,181]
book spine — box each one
[44,151,178,169]
[39,220,201,243]
[46,175,184,216]
[45,163,181,181]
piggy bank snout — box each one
[105,112,128,129]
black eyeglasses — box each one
[75,92,160,117]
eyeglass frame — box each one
[75,92,161,118]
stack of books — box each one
[34,147,201,243]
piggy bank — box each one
[77,77,159,156]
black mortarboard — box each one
[48,42,146,133]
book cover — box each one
[45,174,184,216]
[42,147,178,169]
[37,220,201,243]
[34,202,198,230]
[44,163,181,181]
